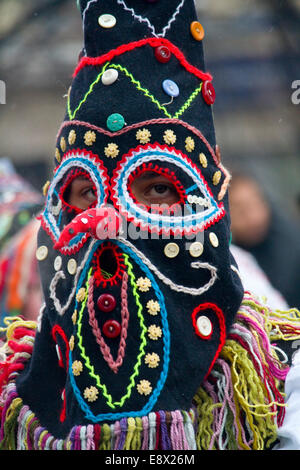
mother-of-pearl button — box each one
[164,242,180,259]
[196,316,212,337]
[36,245,48,261]
[209,232,219,248]
[101,68,119,85]
[67,258,77,275]
[189,242,204,258]
[98,14,117,28]
[54,256,62,271]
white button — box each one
[36,246,48,261]
[196,316,212,337]
[67,259,77,275]
[54,256,62,271]
[189,242,204,258]
[98,14,116,29]
[164,242,180,259]
[102,69,119,86]
[209,232,219,248]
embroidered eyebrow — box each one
[136,172,165,181]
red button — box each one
[154,46,171,64]
[103,320,121,339]
[202,81,216,105]
[97,294,116,313]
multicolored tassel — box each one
[1,295,300,450]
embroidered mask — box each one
[17,0,244,438]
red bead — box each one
[103,320,121,339]
[154,46,171,64]
[97,294,116,313]
[202,81,216,105]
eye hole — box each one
[129,169,184,207]
[61,171,97,212]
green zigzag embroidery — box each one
[67,61,203,121]
[76,259,147,409]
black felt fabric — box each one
[16,0,244,439]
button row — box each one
[96,13,214,106]
[164,234,219,259]
[98,14,205,43]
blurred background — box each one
[0,0,299,213]
[0,0,300,320]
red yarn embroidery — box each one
[73,38,213,83]
[92,242,126,288]
[127,160,187,211]
[51,325,70,423]
[59,168,97,215]
[191,303,226,380]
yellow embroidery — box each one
[137,380,152,396]
[136,277,152,292]
[60,137,66,153]
[104,143,119,158]
[76,288,86,302]
[185,136,195,152]
[163,129,177,145]
[72,360,83,376]
[199,152,208,168]
[213,170,222,186]
[136,128,151,144]
[146,300,160,316]
[145,352,160,368]
[42,181,50,196]
[84,386,99,402]
[84,130,96,146]
[68,129,77,145]
[148,325,162,340]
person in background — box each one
[0,0,300,452]
[229,173,300,310]
[0,159,44,326]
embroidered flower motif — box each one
[60,137,66,153]
[68,129,77,145]
[185,136,195,152]
[136,277,152,292]
[146,300,160,316]
[199,152,207,168]
[213,170,222,186]
[104,143,119,158]
[42,181,50,196]
[72,310,77,325]
[72,360,83,376]
[84,386,99,402]
[137,379,152,396]
[163,129,177,145]
[76,288,86,302]
[148,325,162,340]
[136,128,151,144]
[84,130,96,146]
[69,335,75,351]
[145,352,160,368]
[55,148,61,162]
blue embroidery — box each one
[69,240,171,422]
[116,149,220,230]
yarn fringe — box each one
[0,295,300,450]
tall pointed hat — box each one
[7,0,292,450]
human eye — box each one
[145,182,178,201]
[64,174,97,211]
[131,172,180,206]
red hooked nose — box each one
[54,207,121,250]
